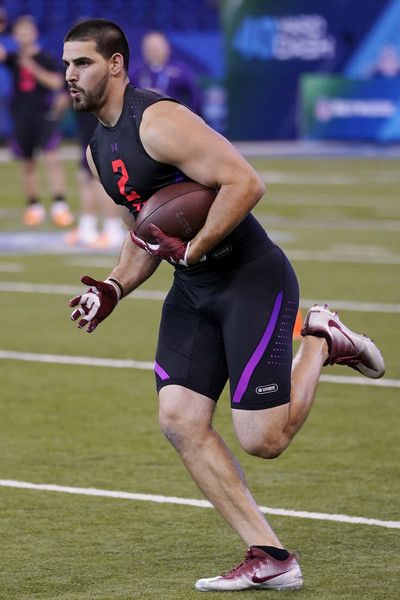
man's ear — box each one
[110,52,124,76]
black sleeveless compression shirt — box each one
[89,84,273,270]
[90,85,186,217]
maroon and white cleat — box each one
[195,547,303,592]
[301,304,385,379]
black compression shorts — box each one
[10,114,61,159]
[155,244,299,410]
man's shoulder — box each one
[127,84,166,100]
[125,85,176,115]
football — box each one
[134,181,217,243]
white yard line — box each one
[65,257,117,268]
[0,350,153,370]
[0,281,167,300]
[260,215,400,232]
[318,374,399,388]
[1,350,399,389]
[301,298,400,314]
[0,281,399,313]
[259,170,400,185]
[0,262,24,272]
[0,479,398,530]
[287,249,400,265]
[260,195,400,209]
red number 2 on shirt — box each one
[112,159,142,209]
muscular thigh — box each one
[231,402,290,452]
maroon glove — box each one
[69,275,121,333]
[130,223,195,266]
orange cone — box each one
[293,309,303,340]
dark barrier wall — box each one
[222,0,389,140]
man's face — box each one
[63,40,110,112]
[142,33,170,67]
[13,20,38,47]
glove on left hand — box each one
[69,275,121,333]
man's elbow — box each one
[247,171,266,206]
[255,174,266,200]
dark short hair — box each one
[64,18,130,71]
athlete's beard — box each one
[71,70,109,112]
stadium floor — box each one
[0,151,399,600]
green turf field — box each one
[0,153,399,599]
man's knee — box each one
[159,385,216,451]
[159,403,184,441]
[239,435,287,460]
[159,401,208,450]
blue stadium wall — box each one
[2,0,400,141]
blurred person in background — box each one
[0,15,73,227]
[0,6,16,142]
[55,16,125,248]
[369,45,400,78]
[65,109,125,248]
[130,30,202,114]
[0,6,14,53]
[0,6,9,35]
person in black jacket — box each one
[0,15,73,227]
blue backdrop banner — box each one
[222,0,392,140]
[300,75,400,141]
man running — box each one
[63,19,384,592]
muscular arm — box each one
[19,55,63,91]
[140,101,265,263]
[109,230,161,295]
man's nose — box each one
[66,65,77,81]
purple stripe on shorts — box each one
[232,290,283,404]
[154,361,170,381]
[9,138,23,158]
[43,130,62,151]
